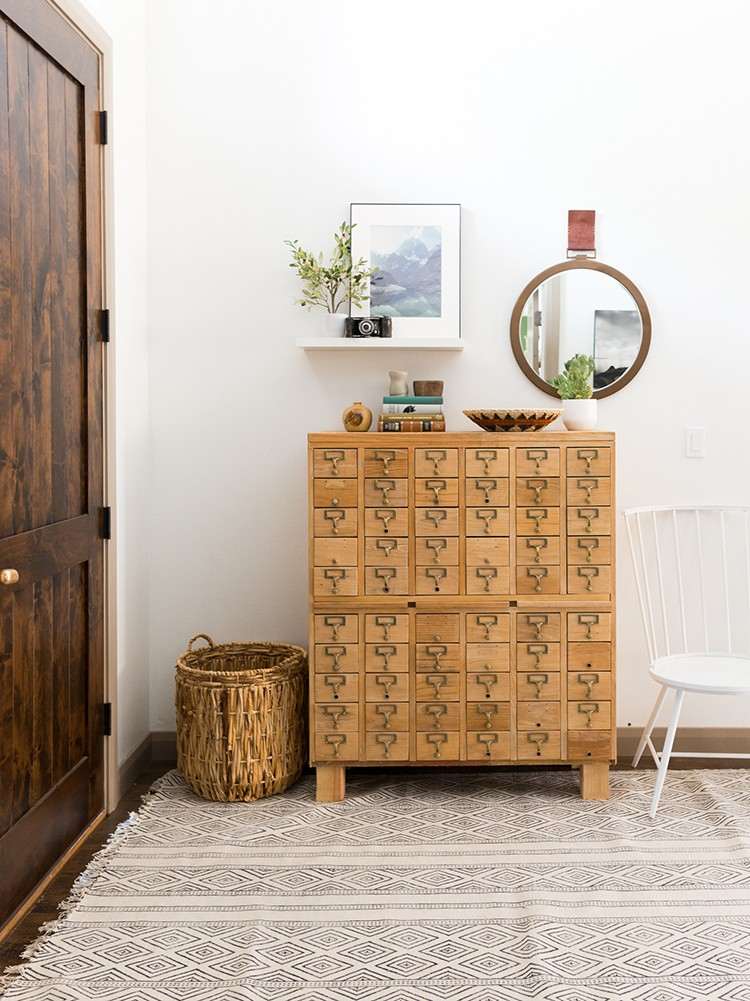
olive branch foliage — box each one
[285,222,379,314]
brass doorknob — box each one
[0,569,19,585]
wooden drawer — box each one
[365,614,409,643]
[568,730,612,761]
[416,673,460,701]
[467,671,510,701]
[416,701,460,731]
[313,448,357,478]
[314,673,359,702]
[568,670,613,700]
[516,477,561,506]
[365,537,408,567]
[516,565,561,595]
[416,643,461,671]
[416,613,460,643]
[365,565,408,596]
[364,477,408,508]
[314,702,359,733]
[415,537,459,565]
[567,565,612,595]
[465,477,509,507]
[466,537,510,566]
[415,447,458,477]
[416,731,460,761]
[314,538,358,567]
[466,701,510,731]
[314,643,359,673]
[567,536,612,565]
[517,730,561,760]
[314,614,358,643]
[314,732,359,761]
[466,642,510,672]
[516,446,560,476]
[567,506,612,536]
[415,477,459,507]
[517,671,561,701]
[516,536,560,566]
[366,702,409,731]
[466,507,510,537]
[365,508,408,537]
[517,702,561,729]
[568,700,613,731]
[516,642,561,671]
[568,641,612,671]
[567,445,612,477]
[466,731,511,761]
[416,565,460,595]
[313,566,358,597]
[415,508,459,536]
[365,731,409,762]
[313,478,358,508]
[365,643,409,673]
[516,612,560,642]
[567,476,612,506]
[314,508,357,538]
[466,566,511,595]
[516,507,561,536]
[465,612,510,643]
[567,611,612,642]
[465,447,509,477]
[364,447,408,478]
[365,673,410,702]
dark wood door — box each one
[0,0,105,927]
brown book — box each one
[377,414,446,433]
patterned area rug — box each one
[2,768,750,1000]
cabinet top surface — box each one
[308,430,615,444]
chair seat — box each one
[651,653,750,694]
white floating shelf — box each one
[296,336,464,352]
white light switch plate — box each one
[685,427,706,458]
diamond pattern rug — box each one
[2,768,750,1000]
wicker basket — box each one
[175,634,307,802]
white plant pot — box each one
[315,312,346,338]
[562,398,598,431]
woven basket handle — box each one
[187,633,215,652]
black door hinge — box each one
[101,506,112,540]
[100,308,110,343]
[99,110,108,144]
[102,702,113,737]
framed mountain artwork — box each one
[349,203,461,340]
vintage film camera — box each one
[345,316,393,338]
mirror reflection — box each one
[518,269,643,392]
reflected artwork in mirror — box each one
[510,260,651,399]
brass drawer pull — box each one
[526,643,549,668]
[425,703,447,729]
[426,674,447,698]
[476,614,498,640]
[578,702,600,728]
[577,507,599,533]
[324,568,347,594]
[576,478,599,503]
[324,675,345,699]
[576,448,598,473]
[426,644,448,667]
[323,645,346,671]
[475,478,498,504]
[527,508,548,533]
[476,567,498,592]
[374,644,397,668]
[475,449,497,474]
[577,613,600,639]
[323,449,345,475]
[375,704,396,728]
[376,674,397,698]
[376,733,397,758]
[375,509,394,533]
[526,567,548,592]
[477,673,498,698]
[526,448,548,473]
[374,567,396,593]
[577,537,599,562]
[476,509,497,534]
[375,615,397,640]
[324,509,345,534]
[425,566,447,592]
[577,566,599,592]
[375,478,396,504]
[324,734,346,757]
[323,615,346,641]
[477,704,498,729]
[527,731,549,756]
[427,732,448,758]
[374,450,396,474]
[322,705,348,729]
[525,614,549,640]
[526,538,548,563]
[577,673,600,698]
[426,538,447,563]
[527,673,549,699]
[425,479,446,504]
[425,509,446,529]
[376,538,397,558]
[526,478,549,504]
[425,449,447,475]
[477,733,498,757]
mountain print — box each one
[370,225,442,317]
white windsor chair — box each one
[624,506,750,817]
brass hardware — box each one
[525,448,548,473]
[426,479,446,503]
[576,478,599,503]
[324,675,345,699]
[526,643,549,668]
[425,509,446,529]
[324,509,345,534]
[426,674,447,698]
[376,704,396,728]
[577,538,599,563]
[322,705,348,729]
[526,567,548,593]
[374,478,396,505]
[374,450,396,474]
[527,731,548,756]
[577,672,600,698]
[323,645,346,671]
[425,566,447,592]
[376,733,397,758]
[375,567,396,593]
[425,703,446,729]
[426,644,447,667]
[376,538,397,558]
[475,449,497,475]
[375,644,396,668]
[375,615,397,640]
[323,449,345,475]
[527,673,549,699]
[476,614,498,640]
[330,496,340,506]
[375,509,394,533]
[526,538,547,563]
[475,478,497,504]
[323,615,346,641]
[577,566,599,592]
[578,702,600,728]
[476,509,497,535]
[476,567,498,592]
[577,507,599,533]
[527,508,548,533]
[477,733,498,757]
[577,613,599,640]
[427,732,447,758]
[477,704,497,729]
[425,449,447,475]
[324,567,346,594]
[324,734,346,757]
[476,673,498,698]
[426,538,447,563]
[525,614,549,640]
[577,448,598,474]
[526,478,548,504]
[376,674,397,698]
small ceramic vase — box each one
[342,401,373,433]
[562,398,598,431]
[388,370,408,396]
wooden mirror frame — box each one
[510,259,652,400]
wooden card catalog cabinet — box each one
[308,432,616,803]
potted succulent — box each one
[551,354,597,430]
[285,222,376,337]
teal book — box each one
[382,395,443,405]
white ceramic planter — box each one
[562,398,598,431]
[315,312,346,339]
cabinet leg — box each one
[580,762,609,801]
[316,765,346,802]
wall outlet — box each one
[685,426,706,458]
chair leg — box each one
[632,686,668,767]
[649,688,684,819]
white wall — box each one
[141,0,750,732]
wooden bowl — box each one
[413,380,444,397]
[463,408,561,432]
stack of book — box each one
[378,395,445,433]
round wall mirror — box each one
[510,260,651,399]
